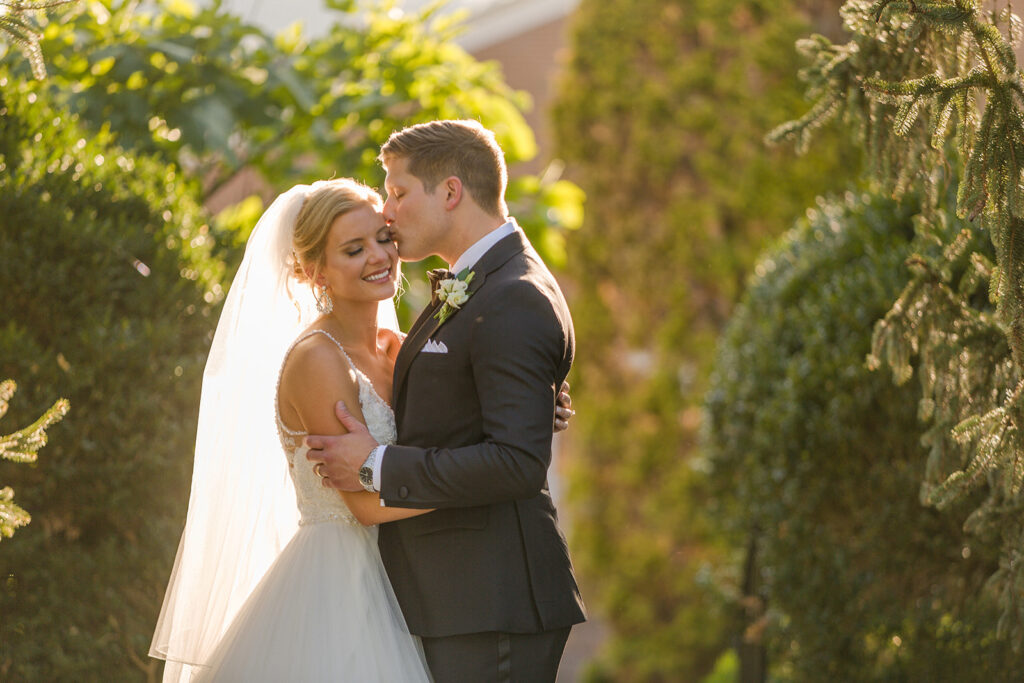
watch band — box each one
[358,447,377,492]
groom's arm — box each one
[379,279,571,509]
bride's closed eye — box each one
[346,234,394,257]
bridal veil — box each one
[149,184,399,680]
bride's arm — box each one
[280,336,432,526]
[338,489,431,526]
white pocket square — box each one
[421,339,448,354]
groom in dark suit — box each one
[306,119,585,681]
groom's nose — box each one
[382,197,397,222]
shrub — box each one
[551,0,855,678]
[0,71,222,680]
[703,191,1017,680]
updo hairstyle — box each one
[291,178,384,285]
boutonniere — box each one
[434,269,475,323]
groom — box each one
[306,119,586,681]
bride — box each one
[149,179,435,681]
[149,178,573,681]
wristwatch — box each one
[358,447,377,493]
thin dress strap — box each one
[303,329,390,407]
[274,329,390,436]
[306,329,360,375]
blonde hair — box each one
[291,178,383,284]
[379,119,507,218]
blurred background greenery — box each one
[4,0,1024,681]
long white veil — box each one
[149,185,398,681]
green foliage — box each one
[772,0,1024,644]
[865,203,1024,642]
[506,174,584,270]
[552,0,858,678]
[699,649,738,683]
[0,0,536,191]
[704,191,1018,680]
[0,380,68,540]
[5,0,581,324]
[0,71,222,680]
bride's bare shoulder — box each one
[278,329,363,432]
[279,329,358,395]
[377,327,405,363]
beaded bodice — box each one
[275,329,397,526]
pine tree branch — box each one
[0,396,69,463]
[0,0,79,79]
[865,68,992,100]
[0,0,78,8]
[0,381,69,542]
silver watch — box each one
[358,448,377,492]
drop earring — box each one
[314,285,333,314]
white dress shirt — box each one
[369,219,519,493]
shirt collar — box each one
[450,218,517,274]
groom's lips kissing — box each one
[363,267,392,283]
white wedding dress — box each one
[189,329,431,682]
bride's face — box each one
[318,204,399,304]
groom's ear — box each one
[442,176,463,210]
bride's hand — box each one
[554,381,575,432]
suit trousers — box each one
[420,627,572,683]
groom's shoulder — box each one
[489,243,560,289]
[481,259,555,306]
[474,264,569,334]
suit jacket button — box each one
[399,486,409,499]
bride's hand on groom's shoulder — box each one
[554,381,575,433]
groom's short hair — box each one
[379,120,508,218]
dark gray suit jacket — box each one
[378,227,586,638]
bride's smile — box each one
[363,267,392,283]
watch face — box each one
[359,466,372,485]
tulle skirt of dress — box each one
[184,520,431,682]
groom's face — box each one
[382,156,447,263]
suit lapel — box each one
[405,298,440,342]
[392,229,529,411]
[413,269,487,353]
[393,300,441,403]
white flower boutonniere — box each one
[434,270,475,323]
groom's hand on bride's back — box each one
[305,401,379,491]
